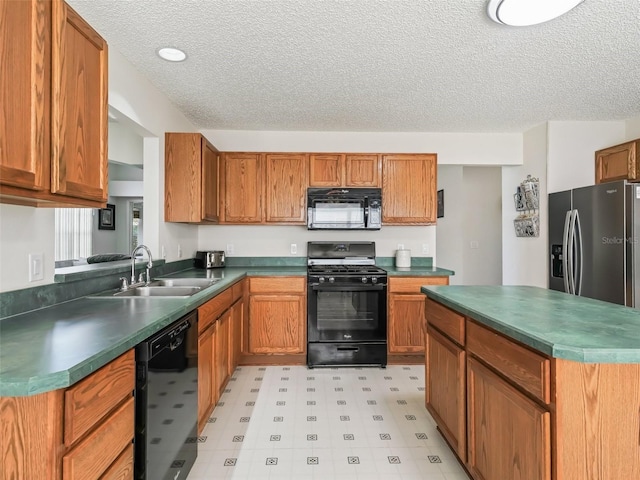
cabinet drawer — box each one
[198,288,233,333]
[232,280,244,301]
[249,276,305,294]
[424,298,465,346]
[389,276,448,293]
[467,320,550,404]
[62,396,134,480]
[64,350,134,446]
[100,443,134,480]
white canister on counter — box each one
[395,249,411,268]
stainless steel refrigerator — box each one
[548,180,640,307]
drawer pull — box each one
[337,347,359,352]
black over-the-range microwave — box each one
[307,187,382,230]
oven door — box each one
[308,283,387,342]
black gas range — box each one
[306,241,388,368]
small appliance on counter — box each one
[395,249,411,268]
[195,250,225,268]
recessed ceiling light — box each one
[157,47,187,62]
[487,0,584,26]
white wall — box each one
[201,130,522,166]
[108,121,143,166]
[501,123,548,287]
[198,225,435,260]
[547,121,626,193]
[0,48,198,292]
[627,117,640,139]
[463,167,502,285]
[436,166,464,284]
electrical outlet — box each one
[161,245,166,259]
[470,240,479,249]
[422,243,429,254]
[28,253,44,282]
[226,244,234,255]
[290,243,297,255]
[397,243,405,250]
[177,244,182,258]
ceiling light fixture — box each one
[157,47,187,62]
[487,0,584,26]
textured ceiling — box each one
[67,0,640,133]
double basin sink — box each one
[91,278,221,298]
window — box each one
[54,208,93,261]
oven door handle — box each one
[311,284,386,292]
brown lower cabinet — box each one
[243,276,306,364]
[425,327,466,461]
[196,279,245,433]
[467,357,550,480]
[388,276,448,363]
[0,350,135,480]
[424,298,640,480]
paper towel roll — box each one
[395,249,411,268]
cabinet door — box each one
[388,293,426,353]
[0,0,50,191]
[345,154,381,187]
[265,153,307,223]
[197,327,214,433]
[165,132,202,222]
[215,310,230,397]
[382,154,436,224]
[201,139,220,222]
[309,154,344,186]
[467,357,551,480]
[51,1,108,202]
[248,294,305,354]
[222,153,263,223]
[230,298,243,371]
[595,140,638,184]
[425,327,466,461]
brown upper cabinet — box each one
[382,154,437,224]
[595,138,640,184]
[165,132,220,223]
[309,153,381,187]
[221,152,264,223]
[0,0,108,207]
[167,150,437,225]
[265,153,308,223]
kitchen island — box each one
[421,285,640,480]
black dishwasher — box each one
[135,310,198,480]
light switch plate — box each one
[290,243,297,255]
[28,253,44,282]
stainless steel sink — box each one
[149,278,220,288]
[112,286,202,297]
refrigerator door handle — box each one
[562,210,572,294]
[574,210,584,296]
[567,210,577,294]
[562,210,574,295]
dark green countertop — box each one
[0,267,306,397]
[383,266,454,276]
[421,285,640,363]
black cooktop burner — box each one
[308,265,387,275]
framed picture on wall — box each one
[98,203,116,230]
[437,190,444,218]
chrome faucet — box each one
[130,244,153,287]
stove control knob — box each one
[329,277,335,283]
[319,277,325,283]
[371,277,378,284]
[361,277,367,283]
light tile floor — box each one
[187,365,470,480]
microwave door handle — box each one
[364,197,369,227]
